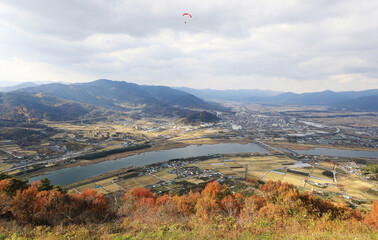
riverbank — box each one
[264,141,378,152]
[18,137,254,181]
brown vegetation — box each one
[0,174,376,239]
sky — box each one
[0,0,378,93]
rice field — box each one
[153,168,176,181]
[310,168,333,180]
[0,162,12,172]
[262,171,285,181]
[116,175,160,191]
[281,173,307,186]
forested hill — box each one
[0,92,93,122]
[20,79,224,111]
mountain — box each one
[178,111,220,124]
[175,87,282,102]
[334,95,378,111]
[0,92,93,122]
[255,89,378,105]
[17,79,227,118]
[0,82,39,92]
[21,80,222,111]
[175,87,378,111]
[142,85,211,109]
[21,80,156,108]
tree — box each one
[36,177,54,192]
[0,173,11,181]
[5,177,28,196]
[364,200,378,227]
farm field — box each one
[65,153,376,207]
[152,168,176,181]
[281,173,307,186]
[262,171,285,181]
[116,175,160,191]
[0,162,12,172]
[338,176,377,201]
[310,168,333,180]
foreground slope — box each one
[0,174,376,239]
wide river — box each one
[29,143,269,186]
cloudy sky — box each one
[0,0,378,92]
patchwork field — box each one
[262,171,285,181]
[116,175,160,191]
[66,153,376,207]
[0,162,12,172]
[152,168,176,181]
[310,168,333,180]
[281,173,307,186]
[338,176,377,200]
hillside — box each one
[0,92,93,122]
[334,95,378,111]
[21,80,222,112]
[0,175,376,239]
[178,111,220,124]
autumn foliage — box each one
[119,180,377,236]
[364,200,378,227]
[0,177,110,225]
[0,176,376,238]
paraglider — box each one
[183,13,192,24]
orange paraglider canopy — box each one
[183,13,192,18]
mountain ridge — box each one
[177,87,378,111]
[4,80,378,112]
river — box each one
[29,143,269,185]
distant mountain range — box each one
[0,82,39,92]
[0,80,377,120]
[177,87,378,111]
[20,80,225,112]
[174,87,282,102]
[0,80,226,123]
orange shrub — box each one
[364,200,378,228]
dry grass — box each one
[0,162,12,172]
[281,173,306,186]
[75,182,98,191]
[262,171,285,181]
[310,168,333,180]
[102,183,124,192]
[116,175,160,191]
[153,168,176,181]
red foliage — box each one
[364,200,378,227]
[130,187,156,200]
[221,195,240,216]
[0,181,110,225]
[201,181,221,198]
[246,177,258,184]
[259,203,287,220]
[0,179,10,192]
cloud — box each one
[0,58,95,84]
[0,0,378,92]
